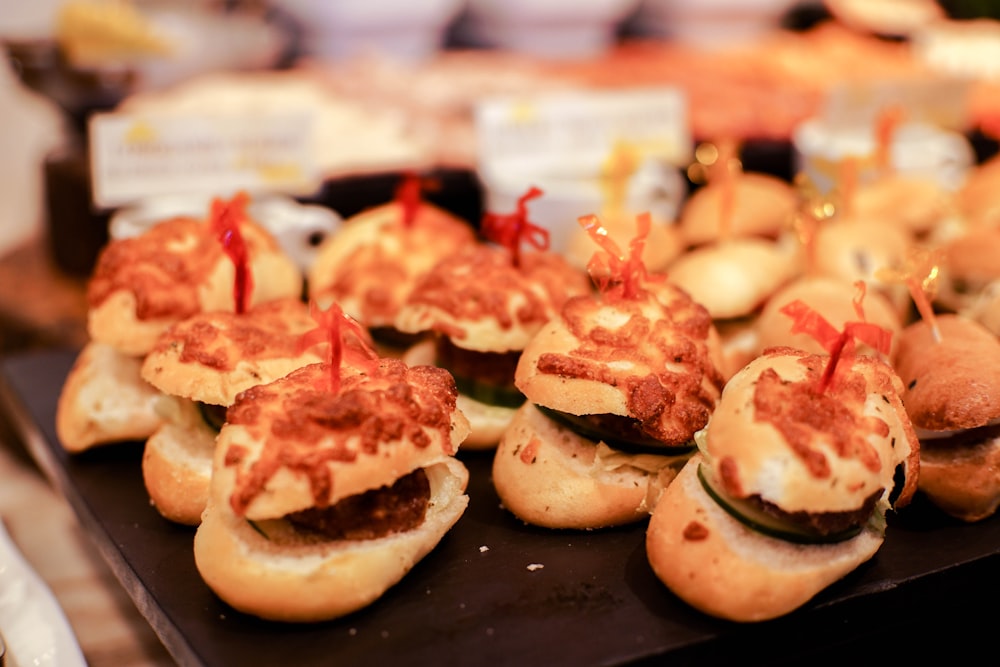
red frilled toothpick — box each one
[480,186,549,268]
[393,171,440,228]
[578,211,662,300]
[297,300,378,394]
[210,191,253,314]
[780,281,892,393]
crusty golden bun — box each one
[56,341,175,452]
[755,276,902,360]
[515,282,724,447]
[645,454,885,623]
[668,235,802,320]
[918,435,1000,523]
[811,216,911,316]
[395,244,591,353]
[140,298,323,407]
[194,457,469,623]
[678,172,798,247]
[87,214,302,357]
[493,403,682,529]
[704,348,918,515]
[893,314,1000,522]
[141,398,215,526]
[849,173,953,238]
[307,201,476,329]
[194,359,471,621]
[894,314,1000,431]
[564,215,683,275]
[935,227,1000,314]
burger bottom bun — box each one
[455,393,518,450]
[56,341,170,452]
[193,457,469,623]
[918,434,1000,523]
[646,456,885,623]
[142,405,216,526]
[492,403,682,530]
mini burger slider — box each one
[395,187,591,448]
[56,192,302,453]
[647,303,919,622]
[493,214,726,529]
[894,313,1000,522]
[194,303,471,622]
[307,172,477,354]
[138,298,330,525]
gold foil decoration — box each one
[876,247,943,342]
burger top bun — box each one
[515,281,725,446]
[87,208,303,357]
[668,235,803,320]
[894,314,1000,431]
[678,172,798,247]
[394,244,591,353]
[645,453,886,623]
[564,214,684,275]
[936,226,1000,312]
[140,298,324,407]
[755,276,902,359]
[214,359,470,522]
[811,216,911,314]
[307,201,476,328]
[849,173,953,238]
[703,347,919,514]
[959,152,1000,228]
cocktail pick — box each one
[780,281,892,393]
[600,140,639,222]
[579,211,661,300]
[393,171,441,228]
[792,172,837,276]
[481,186,549,268]
[298,300,378,394]
[706,139,740,242]
[210,191,253,314]
[873,104,906,175]
[876,246,943,342]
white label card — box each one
[89,112,321,209]
[474,88,691,180]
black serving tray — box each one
[0,348,997,666]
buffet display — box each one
[3,2,1000,665]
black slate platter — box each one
[1,348,997,666]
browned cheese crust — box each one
[307,202,477,328]
[517,282,725,447]
[895,314,1000,431]
[395,244,592,353]
[706,348,919,514]
[217,359,469,520]
[140,297,325,406]
[87,215,302,356]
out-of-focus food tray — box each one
[0,348,997,666]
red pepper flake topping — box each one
[578,211,661,300]
[779,282,892,393]
[297,300,378,393]
[683,521,710,541]
[209,191,253,314]
[876,247,943,343]
[480,186,549,268]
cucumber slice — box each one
[537,405,695,455]
[697,463,862,545]
[453,374,526,409]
